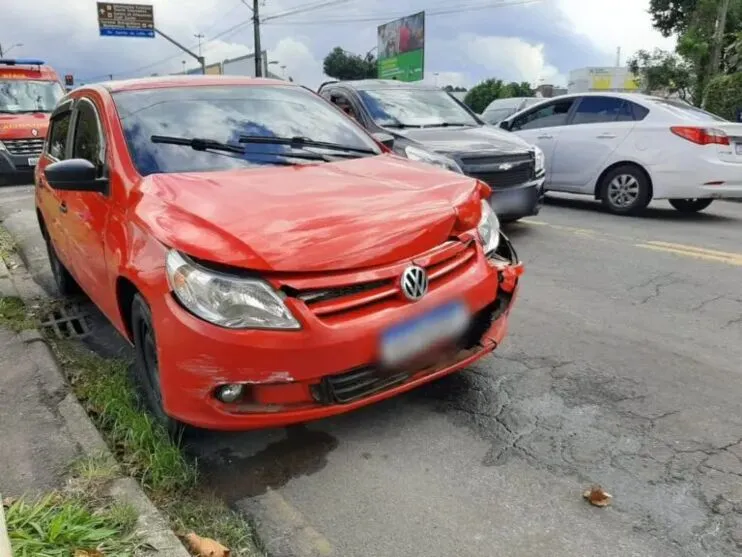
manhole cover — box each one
[39,301,93,340]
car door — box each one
[549,96,638,192]
[36,100,74,267]
[507,97,578,183]
[62,96,112,311]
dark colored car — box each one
[317,79,546,222]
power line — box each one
[263,0,541,25]
[262,0,350,22]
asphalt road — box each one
[2,185,742,557]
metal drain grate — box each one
[39,302,93,339]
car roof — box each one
[323,79,441,92]
[91,75,292,94]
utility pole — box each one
[253,0,263,77]
[154,27,206,74]
[194,33,205,57]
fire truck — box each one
[0,59,65,186]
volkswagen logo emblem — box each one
[400,265,428,301]
[31,129,39,137]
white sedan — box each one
[498,92,742,214]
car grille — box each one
[3,138,45,156]
[293,241,478,319]
[460,153,535,189]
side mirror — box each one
[371,132,395,149]
[44,159,108,193]
[499,120,511,131]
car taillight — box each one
[670,126,730,145]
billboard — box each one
[377,11,425,82]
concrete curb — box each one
[0,251,189,557]
[0,496,10,557]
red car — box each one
[35,76,523,431]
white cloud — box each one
[269,37,325,88]
[461,34,567,86]
[555,0,676,63]
[421,71,469,89]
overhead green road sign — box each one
[377,11,425,82]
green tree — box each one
[443,85,468,92]
[628,48,694,101]
[464,79,504,113]
[323,47,377,80]
[501,81,535,97]
[704,71,742,119]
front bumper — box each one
[489,177,545,220]
[153,233,523,430]
[0,150,37,186]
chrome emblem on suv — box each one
[31,129,39,137]
[400,265,428,301]
[497,162,513,171]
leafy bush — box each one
[704,73,742,120]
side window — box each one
[628,101,649,121]
[571,96,626,125]
[47,111,71,160]
[71,100,104,169]
[330,92,359,120]
[319,88,333,101]
[511,99,575,131]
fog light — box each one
[216,384,244,403]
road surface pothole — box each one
[38,301,93,340]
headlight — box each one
[0,141,6,152]
[405,145,463,173]
[533,145,545,174]
[477,200,500,255]
[165,250,300,329]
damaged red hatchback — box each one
[34,76,523,431]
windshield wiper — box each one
[383,123,422,129]
[150,134,331,162]
[420,122,472,128]
[238,135,377,155]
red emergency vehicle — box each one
[0,59,65,186]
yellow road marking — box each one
[520,219,742,266]
[642,241,742,262]
[636,243,742,266]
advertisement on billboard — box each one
[377,11,425,82]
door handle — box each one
[597,134,617,139]
[59,202,68,214]
[537,134,553,139]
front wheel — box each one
[131,294,182,437]
[668,198,713,213]
[599,165,651,215]
[44,235,80,297]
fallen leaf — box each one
[74,550,104,557]
[583,485,612,507]
[184,532,231,557]
[2,496,17,508]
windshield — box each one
[358,88,479,127]
[653,99,727,122]
[112,85,381,176]
[0,80,64,114]
[481,108,516,124]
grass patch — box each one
[0,225,15,263]
[47,333,264,556]
[5,485,140,557]
[0,296,37,331]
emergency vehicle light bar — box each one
[0,59,46,66]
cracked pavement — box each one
[2,186,742,556]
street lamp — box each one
[0,42,23,58]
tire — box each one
[44,235,81,297]
[131,294,182,437]
[599,164,652,215]
[669,198,713,213]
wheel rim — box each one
[138,319,163,406]
[607,174,639,207]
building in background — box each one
[568,67,639,94]
[178,51,283,79]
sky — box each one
[1,0,677,90]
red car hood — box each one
[133,154,483,272]
[0,113,49,140]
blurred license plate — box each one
[27,157,39,166]
[736,144,742,155]
[380,301,470,367]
